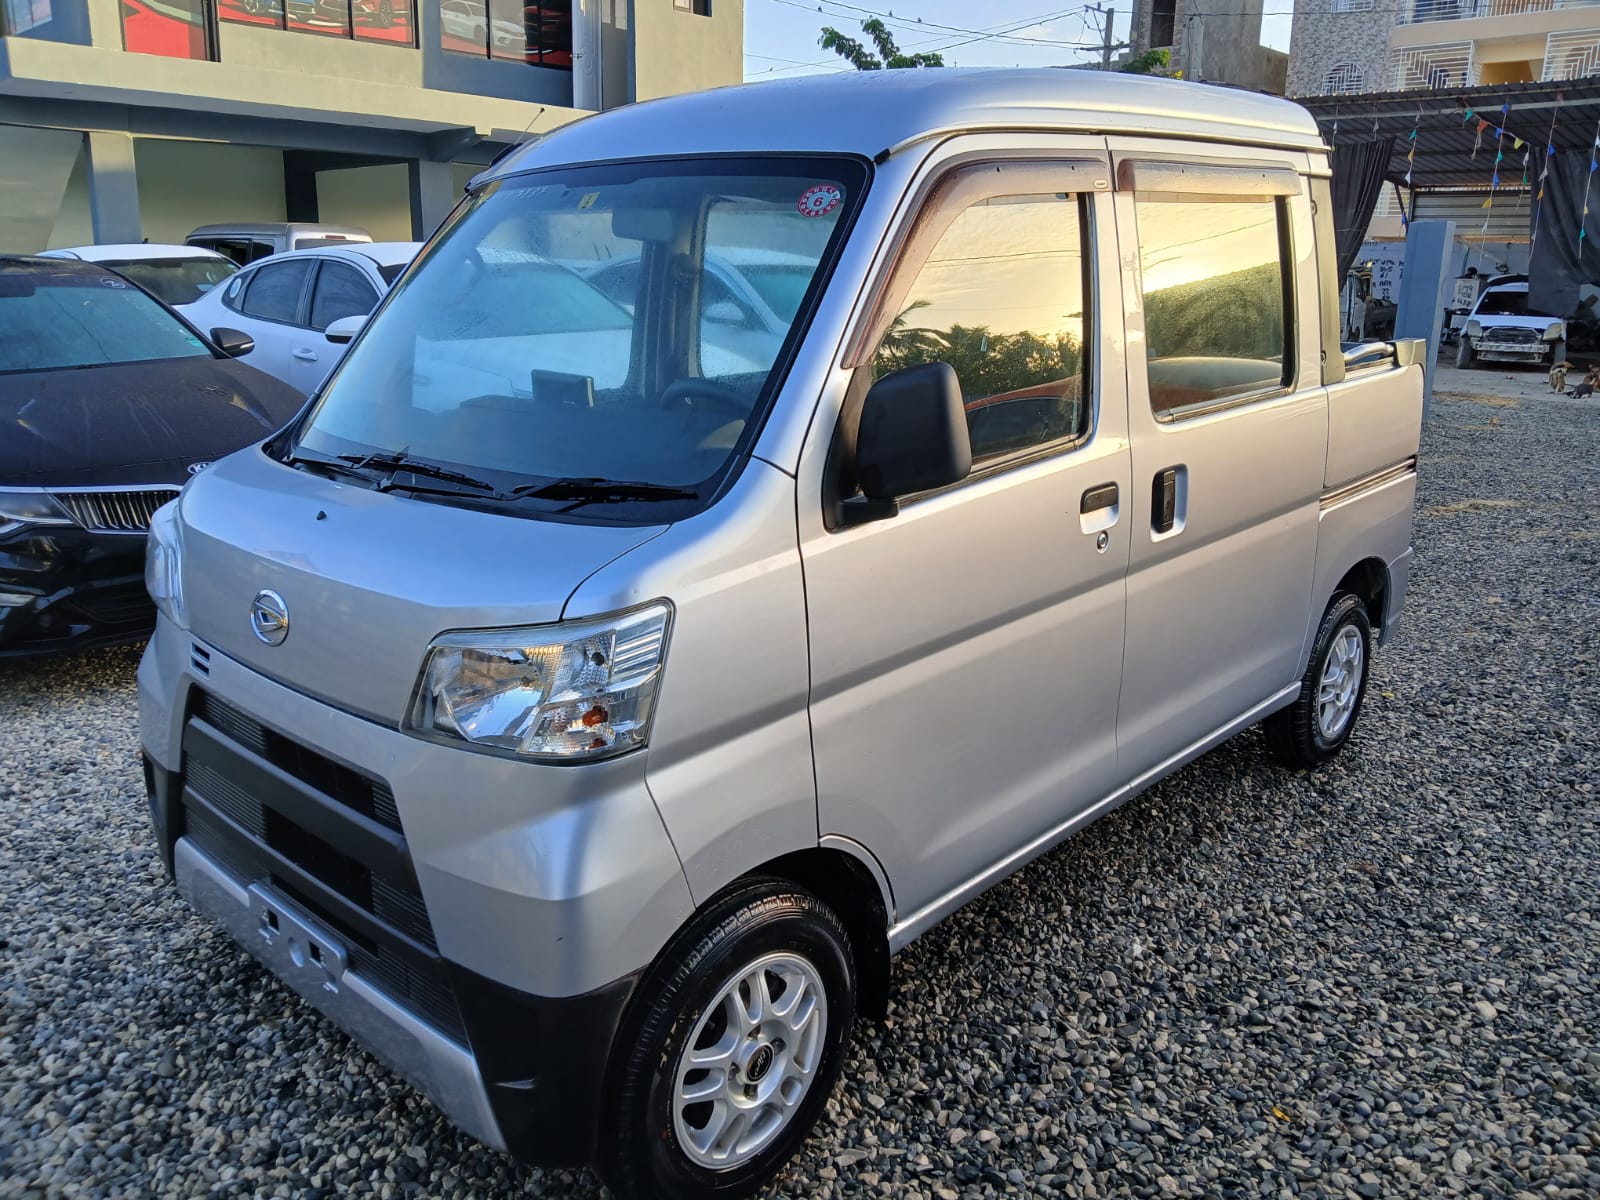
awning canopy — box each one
[1299,78,1600,191]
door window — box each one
[309,261,380,330]
[1133,193,1291,418]
[240,260,313,325]
[869,192,1091,463]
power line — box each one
[760,0,1107,48]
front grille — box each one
[192,691,402,831]
[1482,326,1540,345]
[63,581,154,625]
[180,688,462,1041]
[53,487,179,534]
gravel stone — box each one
[2,376,1598,1199]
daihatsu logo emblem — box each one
[250,590,290,646]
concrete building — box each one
[1288,0,1600,99]
[0,0,742,252]
[1128,0,1288,93]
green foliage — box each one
[820,18,945,71]
[1144,261,1283,359]
[1120,47,1173,76]
[876,304,1083,398]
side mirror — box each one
[704,298,744,325]
[853,361,971,513]
[210,327,254,358]
[324,315,367,345]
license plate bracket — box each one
[247,883,350,995]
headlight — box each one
[144,500,187,629]
[1545,322,1566,341]
[408,602,672,762]
[1465,320,1482,338]
[0,489,75,538]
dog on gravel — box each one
[1549,360,1573,393]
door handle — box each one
[1081,482,1119,513]
[292,348,318,362]
[1152,467,1180,535]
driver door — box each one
[798,151,1132,929]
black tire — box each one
[598,879,857,1200]
[1265,592,1373,769]
[1455,337,1476,369]
[376,0,394,26]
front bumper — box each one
[0,528,153,657]
[138,619,694,1165]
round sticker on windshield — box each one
[797,184,843,218]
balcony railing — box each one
[1388,41,1478,88]
[1403,0,1600,22]
[1542,29,1600,78]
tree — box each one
[820,17,944,70]
[1119,47,1174,76]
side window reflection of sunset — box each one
[1135,193,1290,418]
[873,193,1090,463]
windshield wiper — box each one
[337,451,500,495]
[511,477,700,506]
[283,449,379,484]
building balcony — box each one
[1389,0,1600,87]
[1401,0,1599,23]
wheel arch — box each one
[1333,556,1389,637]
[743,842,893,1020]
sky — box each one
[742,0,1293,82]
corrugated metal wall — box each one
[1411,189,1534,242]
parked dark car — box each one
[0,256,304,656]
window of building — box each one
[870,192,1091,463]
[674,0,712,13]
[2,0,52,35]
[439,0,570,65]
[121,0,209,58]
[1149,0,1175,49]
[1332,0,1374,11]
[1134,192,1291,418]
[309,262,380,330]
[241,259,314,325]
[216,0,415,46]
[1323,62,1365,94]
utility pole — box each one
[1089,4,1131,70]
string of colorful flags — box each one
[1329,91,1596,259]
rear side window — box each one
[241,260,312,325]
[1134,192,1292,418]
[192,238,275,266]
[869,192,1090,463]
[309,261,379,331]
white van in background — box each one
[185,222,373,266]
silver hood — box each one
[177,448,668,723]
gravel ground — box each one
[3,378,1598,1200]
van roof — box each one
[486,69,1325,183]
[186,223,373,240]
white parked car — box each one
[36,244,237,307]
[1456,280,1565,368]
[180,242,419,394]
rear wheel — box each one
[1265,592,1372,769]
[599,880,857,1200]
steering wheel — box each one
[659,377,750,423]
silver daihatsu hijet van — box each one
[139,70,1424,1199]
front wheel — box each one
[599,880,857,1200]
[1455,337,1477,369]
[1265,592,1373,769]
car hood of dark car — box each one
[0,357,306,486]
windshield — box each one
[293,156,865,504]
[1476,289,1530,317]
[0,264,214,374]
[106,257,238,305]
